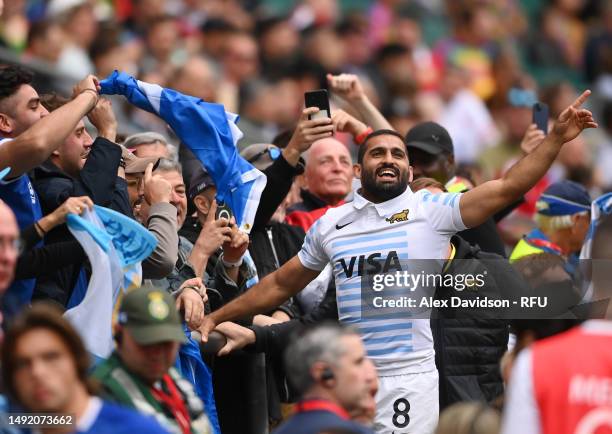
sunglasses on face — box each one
[247,147,281,164]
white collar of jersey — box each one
[77,396,103,431]
[352,185,414,217]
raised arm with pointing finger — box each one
[197,90,597,343]
[458,90,597,229]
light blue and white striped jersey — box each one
[298,186,466,375]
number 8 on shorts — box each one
[374,371,439,434]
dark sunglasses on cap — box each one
[247,146,281,164]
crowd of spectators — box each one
[0,0,611,434]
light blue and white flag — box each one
[65,209,122,359]
[95,205,157,295]
[578,192,612,301]
[65,206,157,359]
[580,193,612,259]
[99,71,266,233]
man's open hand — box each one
[552,90,598,143]
[215,322,256,356]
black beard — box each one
[361,165,409,202]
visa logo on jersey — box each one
[337,250,402,278]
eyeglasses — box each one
[247,147,281,164]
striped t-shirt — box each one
[298,186,465,375]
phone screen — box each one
[532,102,549,134]
[305,89,331,120]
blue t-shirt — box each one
[273,410,374,434]
[0,140,42,315]
[76,400,169,434]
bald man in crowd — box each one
[286,138,353,231]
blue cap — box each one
[536,180,591,216]
[0,167,10,182]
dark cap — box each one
[188,166,215,200]
[117,286,186,345]
[536,180,591,216]
[405,122,454,156]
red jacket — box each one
[285,189,345,232]
[532,323,612,434]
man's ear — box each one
[353,163,362,180]
[408,166,414,183]
[0,113,13,136]
[310,361,335,387]
[193,195,208,215]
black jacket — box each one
[15,225,84,281]
[249,153,305,282]
[432,235,514,410]
[30,137,124,306]
[248,236,518,410]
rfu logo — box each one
[385,209,409,224]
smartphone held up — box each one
[532,102,549,135]
[305,89,331,120]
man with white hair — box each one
[286,137,353,232]
[123,132,178,161]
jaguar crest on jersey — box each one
[386,209,410,224]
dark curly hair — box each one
[0,65,33,101]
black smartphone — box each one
[305,89,331,120]
[532,102,549,134]
[215,202,232,221]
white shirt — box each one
[298,186,466,375]
[438,89,500,164]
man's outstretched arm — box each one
[198,256,320,341]
[0,76,100,179]
[460,90,597,229]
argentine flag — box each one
[65,206,157,359]
[579,192,612,302]
[100,71,266,233]
[579,192,612,260]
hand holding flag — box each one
[99,71,266,233]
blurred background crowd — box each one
[2,0,612,193]
[1,1,612,433]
